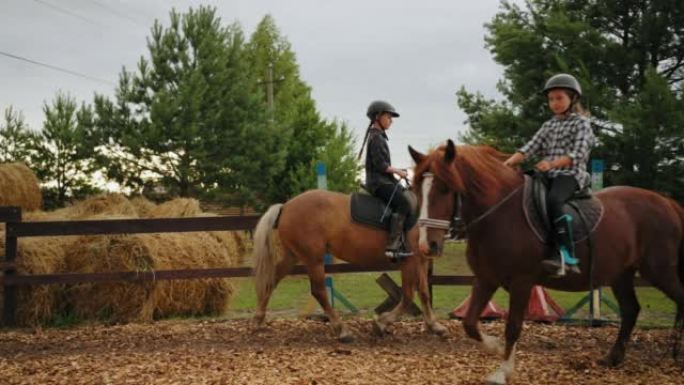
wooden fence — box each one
[0,206,648,327]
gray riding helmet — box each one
[543,73,582,97]
[366,100,400,120]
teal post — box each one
[316,162,358,313]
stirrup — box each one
[541,247,581,277]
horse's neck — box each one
[461,169,523,224]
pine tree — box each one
[457,0,684,200]
[246,15,358,202]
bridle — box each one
[417,173,465,243]
[417,172,521,241]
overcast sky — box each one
[1,0,515,169]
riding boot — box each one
[541,214,581,276]
[385,213,413,262]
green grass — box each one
[229,242,677,327]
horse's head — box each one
[409,139,519,257]
[409,140,462,257]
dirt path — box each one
[0,319,681,384]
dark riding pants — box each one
[374,183,411,216]
[547,175,579,222]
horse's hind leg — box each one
[253,250,297,328]
[599,269,640,367]
[306,262,354,343]
[644,265,684,360]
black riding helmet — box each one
[366,100,400,121]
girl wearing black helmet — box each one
[503,73,596,277]
[364,100,413,261]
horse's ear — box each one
[408,145,426,164]
[444,139,456,163]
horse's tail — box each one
[252,203,284,302]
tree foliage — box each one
[0,106,38,165]
[93,6,280,207]
[246,15,358,202]
[458,0,684,200]
[35,93,100,208]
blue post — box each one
[316,161,358,313]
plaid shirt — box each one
[519,113,596,188]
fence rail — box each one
[0,206,650,327]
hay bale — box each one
[53,193,138,219]
[146,199,249,266]
[129,196,156,218]
[0,212,78,326]
[64,231,236,323]
[0,163,41,211]
[145,198,202,218]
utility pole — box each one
[266,62,275,113]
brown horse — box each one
[409,140,684,384]
[251,189,447,342]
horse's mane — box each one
[419,144,522,207]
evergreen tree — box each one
[0,106,39,165]
[35,93,100,208]
[457,0,684,199]
[94,6,280,207]
[605,68,684,201]
[246,15,359,201]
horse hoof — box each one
[597,354,623,368]
[429,322,449,337]
[372,319,386,337]
[484,371,506,385]
[338,333,355,344]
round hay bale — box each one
[145,198,202,218]
[54,193,138,219]
[64,231,237,323]
[129,196,156,218]
[0,226,77,326]
[147,199,249,266]
[0,163,41,211]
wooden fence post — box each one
[2,206,22,327]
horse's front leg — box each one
[415,259,447,336]
[463,278,502,356]
[484,278,533,385]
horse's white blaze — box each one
[418,173,434,248]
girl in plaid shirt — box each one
[504,73,596,276]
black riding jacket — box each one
[365,127,396,193]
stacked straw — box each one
[1,191,250,326]
[0,163,41,211]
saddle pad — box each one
[350,192,418,231]
[522,175,604,244]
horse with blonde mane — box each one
[410,140,684,385]
[251,188,447,342]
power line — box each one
[0,50,114,85]
[33,0,101,26]
[88,0,148,28]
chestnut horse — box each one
[251,189,447,342]
[410,140,684,385]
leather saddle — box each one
[350,189,418,232]
[522,173,604,244]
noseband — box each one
[417,173,465,242]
